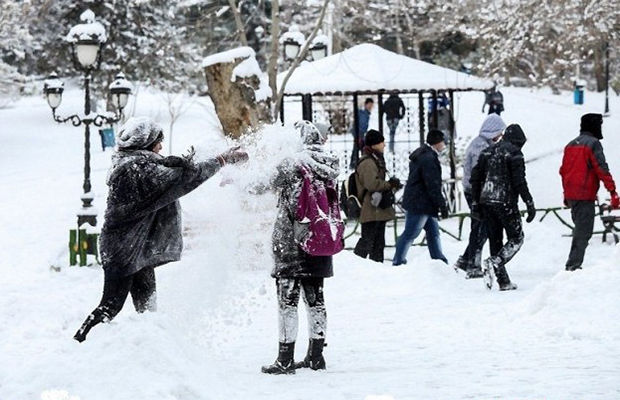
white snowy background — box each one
[0,87,619,400]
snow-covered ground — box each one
[0,87,618,400]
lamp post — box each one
[43,9,132,227]
[280,25,304,61]
[309,30,329,61]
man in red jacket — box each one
[559,113,619,271]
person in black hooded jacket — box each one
[470,124,536,291]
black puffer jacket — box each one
[401,144,447,216]
[470,124,533,208]
[100,150,221,278]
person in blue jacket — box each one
[392,129,449,266]
[349,98,374,169]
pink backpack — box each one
[296,166,345,256]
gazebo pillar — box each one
[378,92,384,136]
[418,91,425,144]
[353,93,359,138]
[448,90,457,208]
[302,94,313,121]
[431,90,438,128]
[279,96,285,123]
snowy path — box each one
[0,88,618,400]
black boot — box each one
[73,313,100,343]
[453,256,471,273]
[294,339,326,370]
[494,263,517,291]
[261,342,296,375]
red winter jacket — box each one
[559,132,616,201]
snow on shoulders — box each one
[202,47,255,68]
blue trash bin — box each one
[573,82,585,105]
[99,128,115,151]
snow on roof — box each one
[66,10,107,43]
[202,47,255,68]
[278,43,494,95]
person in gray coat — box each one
[454,114,505,278]
[74,117,248,342]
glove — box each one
[217,146,249,165]
[388,177,402,190]
[440,205,449,219]
[526,201,536,223]
[182,145,196,162]
[471,203,482,221]
[611,191,620,209]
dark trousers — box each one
[350,140,361,169]
[460,192,488,269]
[483,204,524,283]
[277,277,326,343]
[566,200,595,269]
[354,221,387,262]
[74,266,157,341]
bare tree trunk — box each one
[228,0,249,46]
[267,0,280,112]
[273,0,331,119]
[593,44,606,92]
[204,57,261,138]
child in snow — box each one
[74,117,248,342]
[470,124,536,291]
[352,129,401,263]
[260,121,343,375]
[392,129,449,266]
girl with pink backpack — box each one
[260,121,344,375]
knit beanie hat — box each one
[314,122,333,143]
[479,114,506,140]
[117,117,164,150]
[581,113,603,139]
[365,129,384,147]
[427,129,445,145]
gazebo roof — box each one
[278,43,494,96]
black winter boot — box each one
[454,256,471,273]
[466,267,484,279]
[482,258,497,290]
[73,313,100,343]
[261,342,296,375]
[294,339,326,370]
[494,263,517,291]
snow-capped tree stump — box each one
[203,47,270,139]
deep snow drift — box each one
[0,87,619,400]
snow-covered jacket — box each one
[470,124,533,208]
[462,114,506,193]
[100,119,221,278]
[270,122,340,279]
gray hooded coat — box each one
[100,118,221,278]
[462,114,506,193]
[270,121,340,279]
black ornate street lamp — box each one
[280,26,305,61]
[43,9,132,227]
[309,31,329,61]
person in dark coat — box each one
[349,98,374,169]
[73,117,248,342]
[559,113,618,271]
[353,130,400,263]
[260,121,341,375]
[383,93,406,153]
[455,114,506,278]
[392,129,449,266]
[482,87,504,115]
[470,124,535,291]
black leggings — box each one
[277,277,326,344]
[74,267,156,341]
